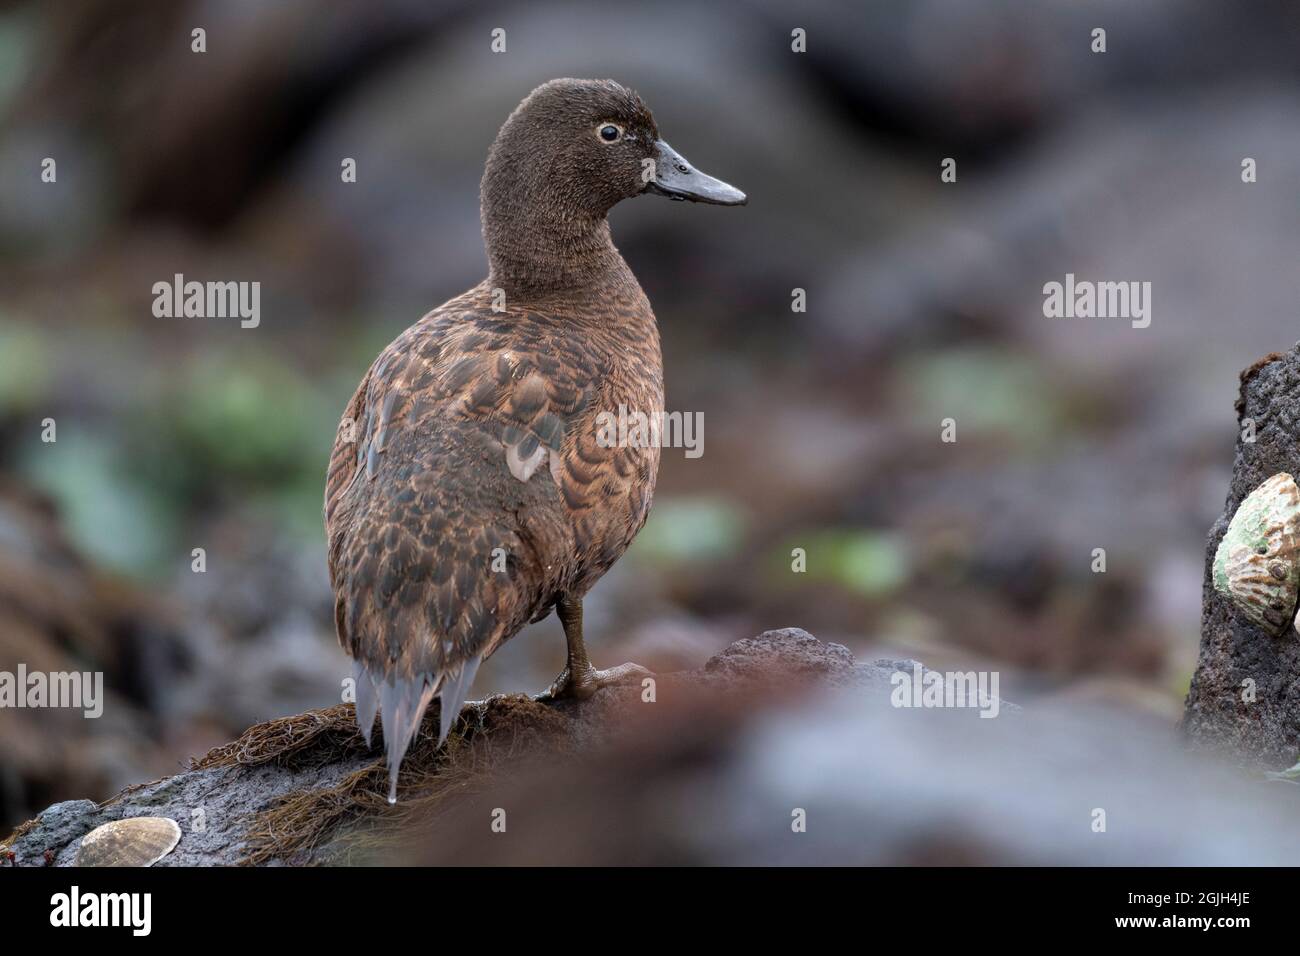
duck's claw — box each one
[535,662,653,702]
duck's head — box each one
[483,78,747,228]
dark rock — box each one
[705,627,853,681]
[1185,345,1300,766]
[3,629,923,866]
[6,800,98,865]
[15,624,1300,866]
[400,659,1300,866]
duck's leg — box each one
[536,596,651,701]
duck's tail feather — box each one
[379,675,437,804]
[438,655,482,746]
[353,654,484,805]
[353,659,379,748]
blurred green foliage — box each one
[633,496,749,564]
[22,429,177,571]
[0,321,52,410]
[0,9,34,115]
[121,352,339,555]
[2,316,345,575]
[126,354,330,500]
[895,347,1068,448]
[772,529,911,599]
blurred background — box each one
[2,0,1300,837]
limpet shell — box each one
[75,816,181,867]
[1213,472,1300,636]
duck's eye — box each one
[598,124,621,143]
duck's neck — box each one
[484,210,633,299]
[483,202,639,303]
[480,149,639,300]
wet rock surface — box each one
[1185,346,1300,767]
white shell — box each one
[1213,473,1300,635]
[75,817,181,867]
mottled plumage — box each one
[324,79,745,801]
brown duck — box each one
[324,78,746,801]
